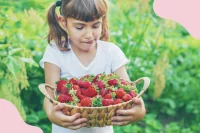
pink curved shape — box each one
[0,99,43,133]
[153,0,200,40]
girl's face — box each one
[65,17,102,52]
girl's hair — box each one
[47,0,109,51]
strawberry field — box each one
[1,0,200,133]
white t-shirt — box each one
[40,40,129,133]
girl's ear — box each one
[58,15,67,29]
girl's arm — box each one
[43,62,87,129]
[112,65,146,126]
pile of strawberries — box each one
[55,73,138,107]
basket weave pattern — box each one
[38,77,150,127]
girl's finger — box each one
[111,115,132,122]
[116,109,135,116]
[66,123,87,130]
[111,121,130,126]
[132,97,143,106]
[61,113,81,122]
[62,118,87,126]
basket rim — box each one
[56,97,134,109]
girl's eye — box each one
[93,24,100,28]
[75,26,84,30]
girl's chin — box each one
[83,43,96,50]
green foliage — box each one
[1,0,200,133]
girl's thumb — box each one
[132,97,142,105]
[54,103,65,111]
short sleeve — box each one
[40,43,61,69]
[111,44,130,72]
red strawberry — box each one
[122,94,132,102]
[76,80,84,88]
[69,78,77,85]
[121,79,128,85]
[77,94,86,100]
[56,80,67,92]
[77,80,91,88]
[81,88,90,97]
[95,81,105,89]
[100,88,108,97]
[66,93,73,101]
[57,94,70,103]
[92,73,105,82]
[114,98,123,105]
[61,83,72,94]
[92,74,100,82]
[129,90,137,98]
[82,81,92,88]
[102,99,114,106]
[61,87,67,94]
[73,85,81,94]
[88,86,97,97]
[81,97,92,107]
[116,88,126,98]
[104,93,112,99]
[108,79,118,86]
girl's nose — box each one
[84,28,93,39]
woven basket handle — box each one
[38,83,58,105]
[134,77,150,98]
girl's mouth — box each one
[85,40,94,44]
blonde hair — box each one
[47,0,109,51]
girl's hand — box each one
[111,97,146,126]
[48,103,87,130]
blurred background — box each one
[1,0,200,133]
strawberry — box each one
[122,94,132,102]
[60,83,72,94]
[61,87,67,94]
[100,88,108,97]
[93,73,106,82]
[104,92,116,99]
[77,94,86,100]
[82,81,92,88]
[114,98,123,105]
[121,79,128,85]
[102,99,114,106]
[66,93,73,101]
[95,81,105,89]
[77,80,91,88]
[108,79,118,86]
[76,79,84,88]
[81,88,90,97]
[129,90,137,98]
[104,93,112,99]
[93,74,100,82]
[116,88,126,98]
[57,94,70,103]
[81,97,92,107]
[88,86,98,97]
[72,85,81,94]
[56,80,67,92]
[69,78,77,85]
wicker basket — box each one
[38,77,150,127]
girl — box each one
[40,0,146,133]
